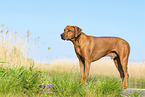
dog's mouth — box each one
[61,33,66,40]
[61,33,74,41]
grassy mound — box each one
[0,66,123,97]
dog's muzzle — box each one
[61,33,66,40]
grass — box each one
[1,66,144,97]
[0,66,42,96]
[42,59,145,89]
[0,24,38,68]
[0,66,123,97]
[0,24,145,96]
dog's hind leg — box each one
[113,56,125,86]
[119,55,129,89]
[118,45,130,89]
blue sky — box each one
[0,0,145,62]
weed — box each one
[0,66,42,96]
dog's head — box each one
[61,25,82,41]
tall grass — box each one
[0,24,40,68]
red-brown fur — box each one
[61,25,130,89]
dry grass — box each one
[0,24,36,68]
[129,61,145,78]
[35,59,80,72]
[36,58,145,79]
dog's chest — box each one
[75,46,80,53]
[74,45,85,57]
[73,41,88,57]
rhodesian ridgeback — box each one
[61,25,130,89]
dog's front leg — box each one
[76,54,85,84]
[83,60,91,85]
[79,59,85,84]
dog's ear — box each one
[74,26,82,37]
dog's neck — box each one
[70,32,81,43]
[71,32,87,46]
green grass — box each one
[0,66,123,97]
[0,66,42,96]
[0,66,144,97]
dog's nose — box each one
[61,33,65,40]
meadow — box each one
[0,24,145,96]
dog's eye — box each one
[68,30,71,32]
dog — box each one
[61,25,130,89]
